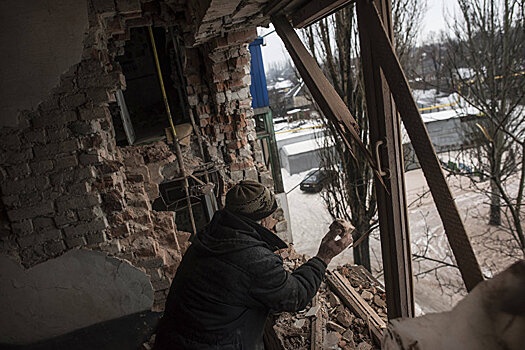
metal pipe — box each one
[148,26,197,236]
[169,27,211,184]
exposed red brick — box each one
[105,16,125,36]
[230,159,254,171]
[227,140,247,150]
[226,29,257,46]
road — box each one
[283,167,521,314]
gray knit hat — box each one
[225,180,278,221]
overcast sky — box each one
[258,0,461,70]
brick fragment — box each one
[78,151,101,166]
[22,129,47,144]
[63,218,107,238]
[86,231,107,245]
[61,93,87,109]
[1,134,21,150]
[33,217,55,231]
[4,148,33,165]
[44,240,66,255]
[6,202,54,221]
[2,194,20,207]
[6,164,31,178]
[65,236,87,248]
[92,0,116,15]
[18,234,42,249]
[135,256,165,269]
[19,192,42,206]
[55,155,78,169]
[56,193,100,212]
[54,210,78,227]
[77,206,103,221]
[30,160,54,175]
[70,120,101,135]
[117,0,141,14]
[78,106,110,121]
[11,220,33,235]
[47,128,71,141]
[151,278,171,291]
[107,223,131,239]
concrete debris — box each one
[327,321,347,334]
[268,246,384,349]
[357,342,373,350]
[294,319,306,329]
[324,332,341,349]
[361,290,373,301]
[305,305,320,317]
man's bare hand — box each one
[315,219,354,266]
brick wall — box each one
[0,0,286,312]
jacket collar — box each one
[224,210,288,251]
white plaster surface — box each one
[0,0,88,127]
[0,250,154,345]
[382,261,525,350]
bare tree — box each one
[393,0,428,78]
[444,0,525,253]
[301,0,426,271]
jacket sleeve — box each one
[246,251,327,312]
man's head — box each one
[225,180,277,221]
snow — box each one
[286,108,302,115]
[283,165,521,315]
[273,119,323,133]
[271,79,294,90]
[284,81,305,98]
[275,127,321,141]
[281,137,332,156]
[420,109,459,122]
[457,67,476,80]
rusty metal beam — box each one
[358,0,484,291]
[291,0,355,28]
[357,0,414,319]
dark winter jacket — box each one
[154,209,327,350]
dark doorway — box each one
[111,27,187,146]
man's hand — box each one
[315,219,354,266]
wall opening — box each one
[152,176,218,233]
[111,27,188,146]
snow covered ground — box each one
[283,166,522,315]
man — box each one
[154,180,353,349]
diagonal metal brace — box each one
[358,0,484,291]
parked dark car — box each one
[299,169,335,192]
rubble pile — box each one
[336,265,388,321]
[269,246,386,350]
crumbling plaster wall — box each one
[0,0,89,127]
[0,0,179,341]
[0,0,286,343]
[0,250,154,344]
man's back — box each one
[154,210,326,350]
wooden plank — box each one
[327,271,385,345]
[292,0,354,28]
[272,15,385,185]
[264,0,295,16]
[310,295,325,350]
[358,0,484,291]
[356,0,414,319]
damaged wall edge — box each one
[0,0,289,345]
